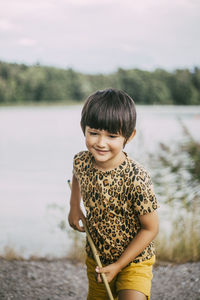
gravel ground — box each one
[0,258,199,300]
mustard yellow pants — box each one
[86,255,155,300]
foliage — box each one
[150,124,200,262]
[0,61,200,104]
[0,246,24,261]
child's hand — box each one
[95,262,121,283]
[68,207,85,232]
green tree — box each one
[169,69,199,105]
[65,68,84,101]
[1,61,200,105]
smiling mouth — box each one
[94,148,109,154]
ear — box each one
[126,129,136,145]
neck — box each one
[93,152,126,172]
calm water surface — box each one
[0,105,199,258]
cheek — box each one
[85,139,90,148]
[85,136,93,148]
[112,140,125,150]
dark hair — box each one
[81,88,136,141]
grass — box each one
[1,220,199,264]
[66,230,86,263]
[0,246,68,262]
[0,230,86,263]
[0,246,24,261]
[155,220,200,263]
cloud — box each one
[0,0,199,72]
[0,0,54,17]
[0,19,16,32]
[63,0,118,6]
[18,38,37,47]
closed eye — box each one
[89,131,98,136]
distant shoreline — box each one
[1,102,200,107]
[0,100,81,107]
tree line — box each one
[0,61,200,105]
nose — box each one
[96,135,106,148]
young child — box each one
[68,88,159,300]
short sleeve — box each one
[72,153,79,178]
[132,167,158,216]
[72,151,91,181]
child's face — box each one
[85,126,127,170]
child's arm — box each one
[96,210,159,283]
[68,174,85,232]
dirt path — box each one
[0,259,199,299]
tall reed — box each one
[150,123,200,262]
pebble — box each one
[0,259,199,299]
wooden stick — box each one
[68,180,114,300]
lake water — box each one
[0,105,200,258]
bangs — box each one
[84,98,123,134]
[81,88,136,140]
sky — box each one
[0,0,200,74]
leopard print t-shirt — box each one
[73,151,158,265]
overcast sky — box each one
[0,0,200,73]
